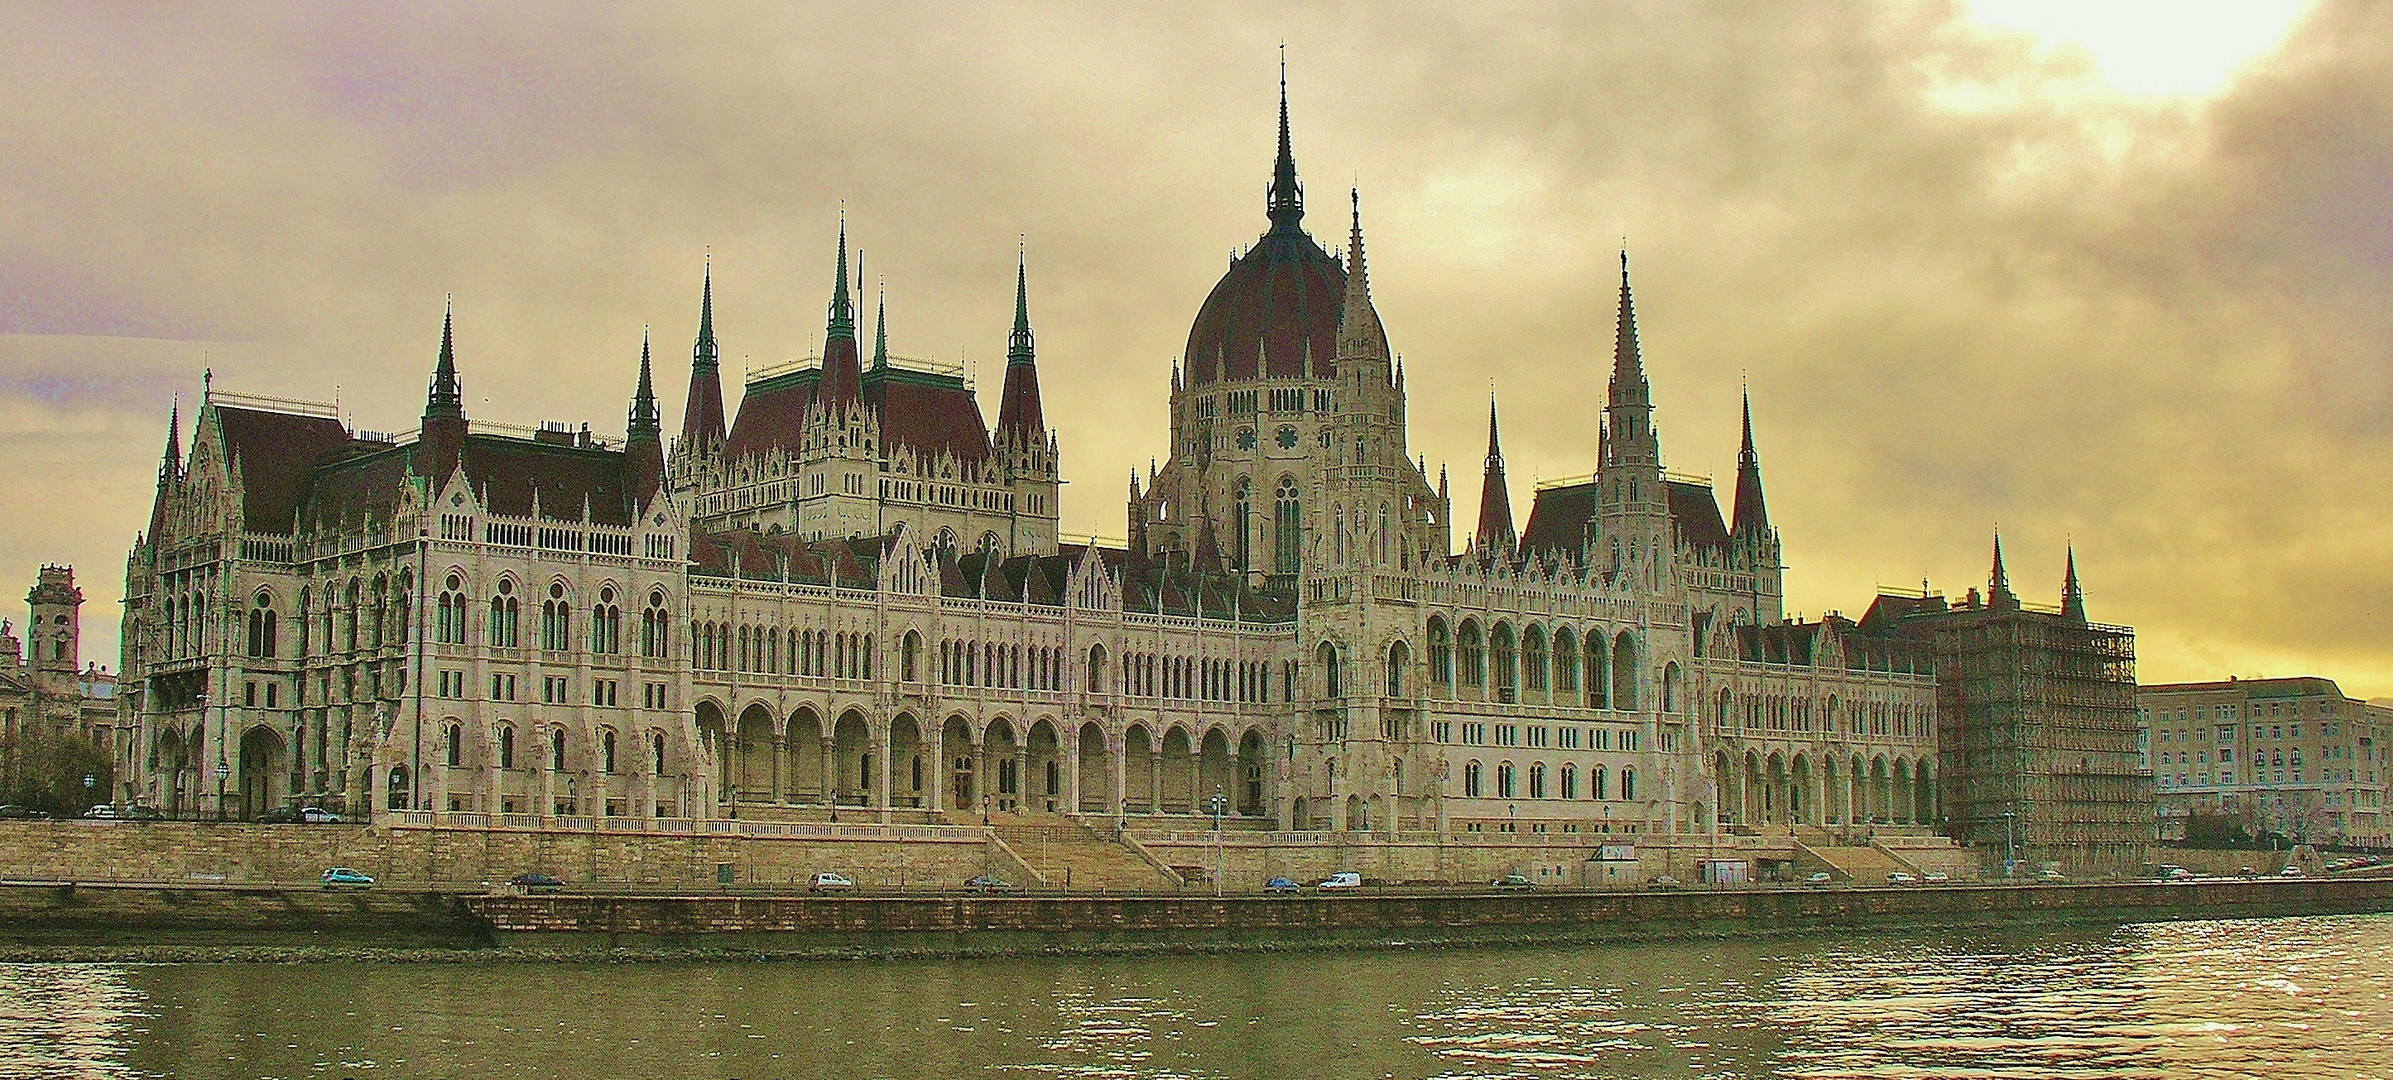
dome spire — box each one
[1267,47,1304,233]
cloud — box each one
[0,0,2386,694]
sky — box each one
[3,1,2386,696]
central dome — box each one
[1181,81,1387,386]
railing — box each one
[384,809,985,842]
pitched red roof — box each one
[725,368,818,459]
[1666,480,1729,556]
[869,371,990,467]
[1519,481,1596,561]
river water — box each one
[3,914,2388,1079]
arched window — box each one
[1386,640,1409,697]
[591,587,622,654]
[444,724,462,768]
[436,574,468,645]
[296,588,312,658]
[902,630,921,682]
[601,729,618,774]
[1377,502,1391,565]
[1333,502,1346,563]
[1464,760,1483,798]
[498,725,516,770]
[1273,477,1302,573]
[1554,629,1578,697]
[386,767,409,811]
[1234,479,1253,571]
[1662,661,1681,714]
[1524,626,1548,695]
[1491,623,1517,703]
[1593,765,1608,801]
[651,732,667,775]
[1427,617,1451,690]
[640,589,669,658]
[1087,643,1108,693]
[1586,632,1610,709]
[1529,762,1546,799]
[489,579,520,649]
[1561,764,1577,800]
[550,728,566,771]
[1622,766,1637,801]
[1458,621,1485,690]
[1497,762,1515,799]
[540,582,572,652]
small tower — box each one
[625,329,666,503]
[2060,545,2087,625]
[1474,396,1515,556]
[1596,251,1671,579]
[417,298,467,485]
[27,565,81,676]
[817,219,864,413]
[680,258,727,455]
[1988,531,2020,612]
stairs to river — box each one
[979,812,1181,892]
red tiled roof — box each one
[1519,481,1596,561]
[1666,480,1730,556]
[870,372,990,467]
[725,369,818,459]
[459,434,640,526]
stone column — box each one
[1147,752,1163,816]
[1226,748,1242,817]
[1013,746,1029,815]
[1108,729,1126,822]
[820,738,837,809]
[877,722,894,821]
[1064,723,1081,817]
[769,735,785,805]
[926,723,946,817]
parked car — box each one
[123,805,166,821]
[1264,877,1300,893]
[1647,875,1683,891]
[80,804,118,821]
[0,805,51,820]
[510,872,563,894]
[2238,866,2257,878]
[300,808,345,825]
[1922,871,1951,884]
[809,871,856,893]
[964,875,1017,892]
[1886,872,1918,886]
[1803,871,1834,887]
[321,867,374,889]
[1491,874,1534,890]
[2280,864,2304,878]
[2161,866,2195,881]
[1317,872,1363,890]
[257,806,303,824]
[2039,868,2066,882]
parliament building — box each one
[117,82,2143,876]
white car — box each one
[1886,872,1918,886]
[2280,863,2304,878]
[1317,872,1363,889]
[809,871,856,892]
[1922,871,1950,883]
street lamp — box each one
[82,773,95,813]
[2001,809,2018,879]
[1209,786,1228,897]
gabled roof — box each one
[459,433,640,526]
[213,405,360,532]
[1665,480,1729,556]
[1519,480,1596,561]
[869,368,990,467]
[724,367,820,459]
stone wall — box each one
[0,821,993,892]
[1132,830,1796,888]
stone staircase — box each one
[979,812,1180,892]
[1794,839,1920,884]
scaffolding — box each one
[1904,607,2154,877]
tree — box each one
[0,730,112,816]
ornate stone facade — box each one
[119,83,1947,845]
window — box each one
[436,574,468,644]
[1464,761,1482,797]
[1593,766,1608,800]
[444,724,463,767]
[1459,621,1484,689]
[590,587,622,654]
[644,681,667,709]
[1274,477,1302,573]
[489,580,520,648]
[490,673,517,701]
[437,670,464,698]
[602,730,618,774]
[640,590,670,658]
[1622,767,1637,801]
[540,583,572,651]
[550,729,566,771]
[1427,618,1451,689]
[593,679,618,706]
[543,676,569,704]
[651,732,666,775]
[1529,762,1546,799]
[498,725,515,770]
[1561,764,1577,800]
[1386,640,1408,697]
[1497,762,1515,799]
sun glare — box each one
[1962,0,2318,98]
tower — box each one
[2061,545,2087,625]
[994,249,1061,556]
[818,219,864,413]
[1729,389,1785,624]
[680,258,727,456]
[1595,252,1671,583]
[1473,396,1515,555]
[626,329,666,504]
[417,299,467,484]
[27,565,81,676]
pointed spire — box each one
[827,216,855,342]
[873,279,888,370]
[1193,511,1225,575]
[1989,530,2018,609]
[1336,187,1388,361]
[817,218,864,410]
[996,244,1045,449]
[1613,251,1644,396]
[1474,395,1516,555]
[160,396,181,480]
[1266,49,1304,233]
[1732,387,1770,538]
[627,329,665,502]
[682,257,728,451]
[2061,544,2087,624]
[425,295,462,420]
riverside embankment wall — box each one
[0,821,993,891]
